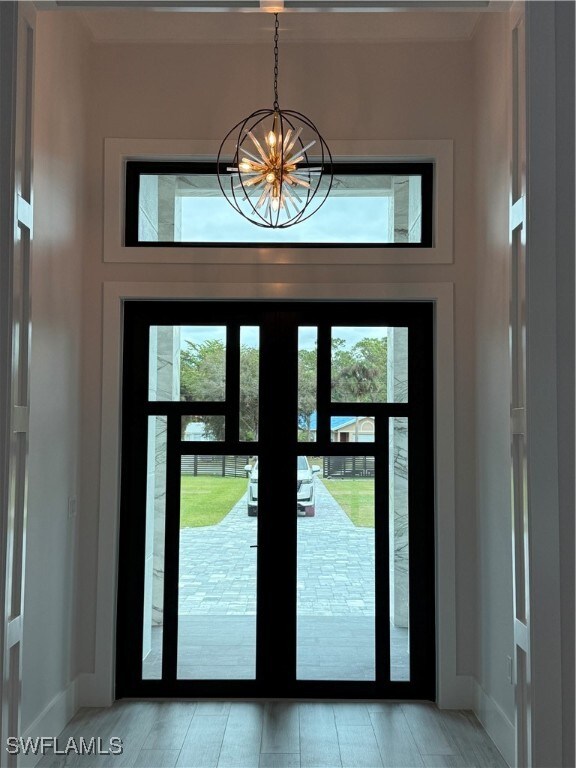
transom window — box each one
[125,161,433,247]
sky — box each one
[178,324,387,352]
[179,194,392,244]
[179,325,260,350]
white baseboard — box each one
[473,679,515,767]
[19,679,78,768]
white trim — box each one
[86,279,464,709]
[103,138,454,265]
[20,680,78,768]
[473,679,515,768]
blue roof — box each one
[307,413,360,431]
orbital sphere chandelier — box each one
[217,13,333,229]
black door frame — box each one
[116,300,435,700]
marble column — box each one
[138,174,181,243]
[393,175,422,244]
[388,327,409,628]
[408,175,422,242]
[143,326,181,665]
[139,174,159,241]
[158,176,181,242]
[393,177,409,243]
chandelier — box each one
[217,12,333,228]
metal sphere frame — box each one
[217,107,333,229]
[216,12,333,229]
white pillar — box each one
[388,327,409,628]
[143,325,180,663]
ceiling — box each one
[75,8,485,43]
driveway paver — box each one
[178,479,374,617]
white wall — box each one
[554,7,575,764]
[471,11,516,758]
[22,11,89,735]
[76,33,479,685]
[524,3,574,764]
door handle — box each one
[250,545,258,548]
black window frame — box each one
[124,161,434,249]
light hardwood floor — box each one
[37,701,508,768]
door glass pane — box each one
[182,416,225,441]
[240,326,259,441]
[149,325,226,402]
[177,455,256,679]
[390,417,410,681]
[142,415,167,680]
[298,327,318,442]
[330,416,375,443]
[297,455,375,680]
[331,326,408,404]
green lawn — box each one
[321,478,375,528]
[180,475,247,527]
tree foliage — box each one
[331,336,388,403]
[297,348,318,440]
[180,334,388,442]
[180,339,259,441]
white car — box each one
[245,456,321,517]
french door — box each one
[116,300,435,699]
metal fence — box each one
[323,455,375,478]
[181,455,251,478]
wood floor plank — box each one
[177,715,228,768]
[36,700,506,768]
[35,708,108,767]
[299,703,342,768]
[469,740,509,768]
[100,702,161,767]
[259,755,301,768]
[333,704,372,726]
[337,725,383,768]
[194,703,232,716]
[37,706,128,768]
[422,755,478,768]
[261,703,300,755]
[217,702,264,768]
[436,711,508,768]
[369,705,425,767]
[132,749,180,767]
[35,758,66,768]
[142,702,196,751]
[401,704,457,756]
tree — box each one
[180,339,260,441]
[239,346,259,441]
[331,336,387,403]
[180,339,226,440]
[179,333,388,442]
[298,348,317,440]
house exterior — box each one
[308,414,376,443]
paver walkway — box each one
[143,481,409,681]
[178,480,375,617]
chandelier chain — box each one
[273,12,279,110]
